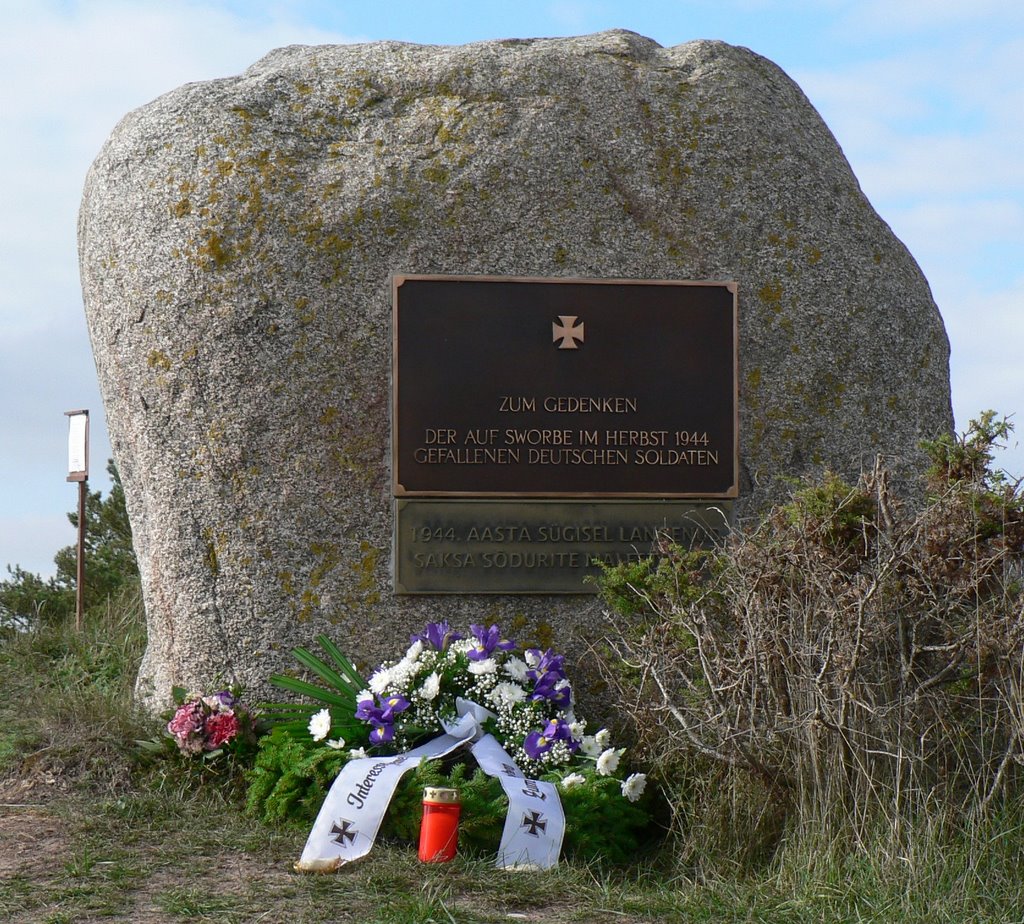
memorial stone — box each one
[78,30,953,707]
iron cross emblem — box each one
[330,819,358,847]
[552,315,584,349]
[521,810,548,837]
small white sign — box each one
[66,410,89,480]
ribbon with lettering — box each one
[296,701,564,871]
[470,731,564,869]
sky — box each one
[1,0,1021,579]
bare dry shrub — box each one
[600,413,1024,859]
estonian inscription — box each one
[395,500,731,594]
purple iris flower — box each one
[525,648,567,683]
[530,673,573,708]
[524,718,574,759]
[355,693,410,745]
[411,621,463,652]
[210,690,237,709]
[379,694,410,722]
[524,729,553,759]
[467,623,516,661]
[355,695,379,723]
[524,648,572,706]
[369,723,396,744]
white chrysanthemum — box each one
[326,737,346,750]
[487,681,526,710]
[503,657,528,681]
[348,746,368,759]
[405,639,425,662]
[594,727,612,748]
[419,671,441,701]
[621,772,647,802]
[308,708,331,742]
[580,735,601,758]
[560,772,586,789]
[368,667,392,694]
[596,747,623,776]
[468,657,497,675]
[569,719,587,739]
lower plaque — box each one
[394,499,731,594]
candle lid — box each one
[423,786,460,803]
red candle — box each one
[418,787,461,862]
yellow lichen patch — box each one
[277,571,296,596]
[422,163,450,185]
[309,541,341,589]
[198,231,232,268]
[758,280,783,310]
[147,349,172,371]
[207,419,226,443]
[202,526,228,576]
[294,297,316,326]
[355,541,380,592]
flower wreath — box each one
[249,621,653,864]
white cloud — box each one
[547,1,600,31]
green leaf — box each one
[315,634,367,690]
[291,646,362,699]
[267,673,358,708]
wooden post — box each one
[75,479,86,632]
[65,410,89,631]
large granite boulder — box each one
[78,30,952,707]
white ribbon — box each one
[296,702,564,871]
[471,733,565,869]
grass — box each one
[3,592,1024,922]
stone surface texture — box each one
[78,31,952,707]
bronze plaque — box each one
[395,499,731,594]
[393,275,738,498]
